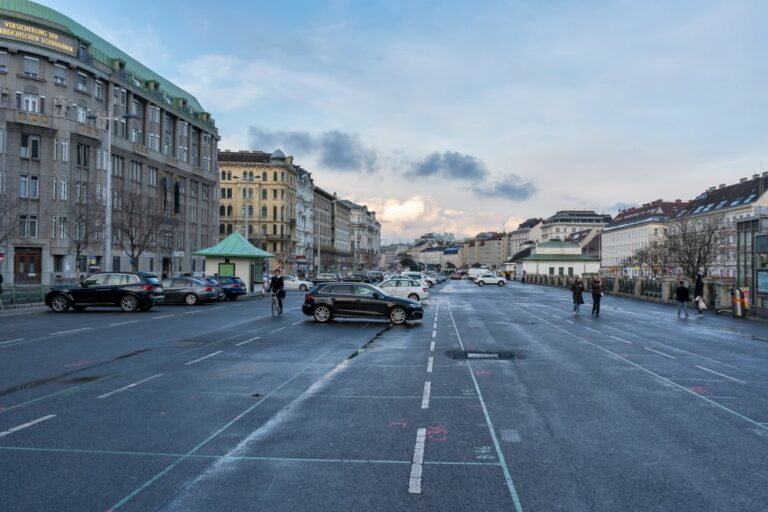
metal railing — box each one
[0,285,50,307]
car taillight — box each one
[231,283,240,287]
[305,294,314,302]
[204,287,213,292]
[142,284,155,291]
[423,288,429,293]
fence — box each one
[0,285,50,307]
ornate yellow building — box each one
[218,150,298,273]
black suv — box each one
[302,283,423,325]
[45,272,164,312]
[205,275,247,300]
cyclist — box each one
[268,269,285,313]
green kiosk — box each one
[194,233,274,294]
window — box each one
[130,161,142,182]
[76,72,88,92]
[0,50,6,72]
[0,129,4,154]
[112,155,124,177]
[77,105,87,123]
[23,56,39,78]
[548,267,555,275]
[273,189,278,199]
[54,64,67,85]
[21,134,40,159]
[52,216,67,239]
[77,144,90,168]
[261,206,267,218]
[22,91,39,112]
[18,214,38,238]
[148,166,158,187]
[262,172,267,181]
[273,172,278,181]
[261,189,267,200]
[54,138,69,162]
[94,80,103,100]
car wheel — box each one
[120,294,139,312]
[50,294,70,312]
[389,306,408,325]
[498,281,506,287]
[408,293,420,301]
[185,293,199,306]
[299,284,308,291]
[478,281,485,287]
[72,305,87,311]
[314,305,332,323]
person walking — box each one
[675,280,690,319]
[571,277,585,316]
[268,269,286,313]
[591,276,604,318]
[693,274,705,317]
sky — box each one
[40,0,768,242]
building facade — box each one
[507,218,543,257]
[540,211,612,241]
[520,240,601,277]
[0,2,219,284]
[313,186,334,273]
[218,150,298,273]
[295,166,314,276]
[332,198,352,271]
[340,199,381,270]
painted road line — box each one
[432,330,436,339]
[421,381,431,409]
[291,321,302,326]
[695,365,747,384]
[109,320,139,327]
[550,313,561,319]
[610,336,633,344]
[185,351,223,366]
[0,338,25,346]
[50,327,91,336]
[429,341,435,352]
[447,302,523,512]
[644,347,677,359]
[235,336,260,347]
[585,327,601,334]
[566,320,575,325]
[0,414,56,438]
[97,374,164,399]
[427,357,434,373]
[152,315,175,320]
[408,428,427,494]
[269,326,287,334]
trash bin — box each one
[730,288,745,318]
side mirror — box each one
[372,293,380,299]
[81,281,90,287]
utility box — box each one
[730,288,745,318]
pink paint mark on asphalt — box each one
[427,425,448,441]
[389,421,407,429]
[474,369,491,377]
[687,385,711,396]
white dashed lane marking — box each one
[50,328,91,336]
[421,381,431,409]
[644,347,676,359]
[97,374,164,399]
[695,365,747,384]
[427,357,433,373]
[236,337,260,347]
[185,351,223,366]
[269,327,286,334]
[0,415,56,438]
[408,428,427,494]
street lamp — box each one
[88,111,136,272]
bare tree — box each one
[632,241,672,277]
[65,196,104,273]
[664,215,730,279]
[113,188,168,272]
[0,187,17,246]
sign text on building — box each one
[0,19,77,56]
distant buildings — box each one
[540,211,612,241]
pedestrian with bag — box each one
[591,276,604,318]
[675,280,690,319]
[693,273,705,317]
[571,276,585,316]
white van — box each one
[467,268,491,281]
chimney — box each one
[675,199,681,203]
[763,171,768,177]
[740,178,748,183]
[708,186,716,191]
[753,174,760,179]
[719,184,726,189]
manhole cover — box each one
[447,350,517,360]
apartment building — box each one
[332,198,352,271]
[313,186,334,272]
[339,199,381,270]
[0,2,219,284]
[507,218,543,256]
[540,211,612,241]
[295,166,314,276]
[218,150,297,273]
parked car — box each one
[302,283,424,325]
[161,277,217,305]
[476,273,507,287]
[451,272,464,280]
[343,272,375,283]
[379,277,430,301]
[206,275,247,300]
[204,278,225,301]
[313,273,342,284]
[284,275,315,291]
[402,271,435,287]
[367,271,385,282]
[45,272,164,313]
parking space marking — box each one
[292,321,303,326]
[185,351,223,366]
[695,365,746,384]
[269,327,287,334]
[585,327,601,334]
[427,357,434,373]
[610,336,633,344]
[97,374,164,399]
[408,428,427,494]
[109,320,139,327]
[152,315,175,320]
[0,414,56,438]
[0,338,25,346]
[644,347,677,359]
[421,381,431,409]
[50,327,91,336]
[235,337,260,347]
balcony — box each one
[15,111,50,127]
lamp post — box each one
[88,110,136,272]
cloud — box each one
[472,174,537,201]
[408,151,488,180]
[248,127,377,172]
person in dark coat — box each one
[268,269,286,313]
[570,277,585,316]
[591,276,604,318]
[675,280,690,318]
[693,274,705,316]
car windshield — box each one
[145,277,161,285]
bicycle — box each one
[271,292,282,318]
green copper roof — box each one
[194,233,275,258]
[0,0,205,113]
[523,254,599,261]
[538,240,580,248]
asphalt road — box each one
[1,281,767,511]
